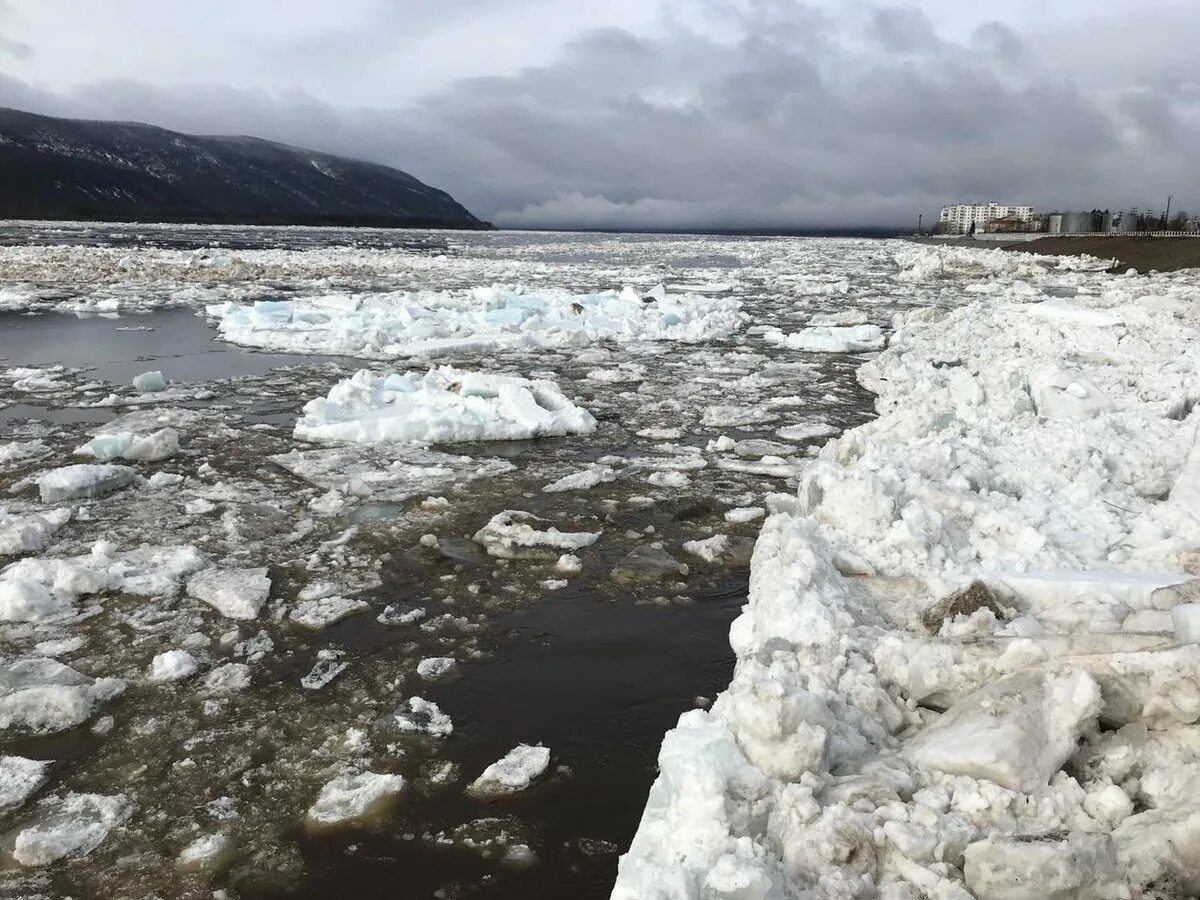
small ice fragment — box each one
[724,506,765,524]
[202,663,251,694]
[682,534,730,563]
[393,697,453,736]
[416,657,456,681]
[377,604,426,626]
[1171,603,1200,643]
[177,832,233,871]
[555,553,582,574]
[473,511,600,560]
[131,370,166,392]
[542,465,616,493]
[146,649,200,683]
[647,470,690,488]
[0,579,72,622]
[290,596,368,629]
[466,744,551,799]
[301,658,348,690]
[77,428,178,462]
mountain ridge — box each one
[0,106,489,229]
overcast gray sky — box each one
[1,0,1196,229]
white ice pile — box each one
[614,255,1200,899]
[892,243,1104,283]
[294,367,596,445]
[209,284,744,358]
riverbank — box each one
[614,244,1200,898]
[913,234,1200,274]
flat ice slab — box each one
[12,792,132,866]
[186,567,271,620]
[36,464,136,503]
[294,367,596,446]
[765,324,885,353]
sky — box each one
[0,0,1197,230]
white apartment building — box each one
[938,202,1034,234]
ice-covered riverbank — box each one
[614,247,1200,898]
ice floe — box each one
[466,744,551,799]
[294,367,596,445]
[765,323,886,353]
[210,284,745,358]
[473,511,601,560]
[75,428,179,463]
[186,566,271,620]
[35,464,137,503]
[305,771,405,829]
[11,792,133,866]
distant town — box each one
[934,201,1200,235]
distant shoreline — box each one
[911,234,1200,274]
[0,211,496,231]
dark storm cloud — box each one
[0,0,1196,228]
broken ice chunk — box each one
[305,771,405,830]
[392,697,453,736]
[0,578,73,622]
[176,832,234,872]
[131,370,167,392]
[0,755,49,811]
[36,464,136,503]
[186,567,271,620]
[466,744,551,799]
[301,654,348,690]
[964,832,1116,900]
[473,510,600,560]
[294,367,597,445]
[75,428,178,463]
[289,596,368,629]
[904,668,1101,792]
[416,657,456,681]
[12,792,133,866]
[0,507,72,557]
[146,650,200,683]
[202,663,251,694]
[0,658,125,734]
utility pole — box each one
[918,213,922,235]
[1165,194,1172,229]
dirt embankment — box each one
[1001,236,1200,274]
